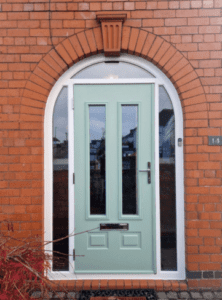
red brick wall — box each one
[1,0,222,289]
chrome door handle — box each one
[139,162,151,184]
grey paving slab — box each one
[67,292,77,299]
[179,292,190,298]
[31,291,42,298]
[214,291,222,298]
[43,292,53,298]
[202,292,214,299]
[53,292,66,298]
[190,292,202,299]
[157,292,168,299]
[167,291,178,299]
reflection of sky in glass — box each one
[73,62,154,79]
[53,87,68,143]
[89,106,138,141]
[159,86,173,112]
[89,106,105,141]
[122,106,137,136]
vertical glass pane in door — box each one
[122,105,138,215]
[89,106,106,215]
[159,86,177,271]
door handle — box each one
[139,162,151,184]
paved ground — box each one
[31,290,222,300]
[156,290,222,299]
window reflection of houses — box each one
[90,138,105,214]
[53,139,68,171]
[122,127,137,170]
[162,114,175,162]
[90,139,102,171]
[159,109,175,163]
[122,128,137,215]
[159,109,176,270]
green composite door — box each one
[74,83,155,273]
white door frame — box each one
[44,54,185,280]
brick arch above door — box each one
[20,25,208,128]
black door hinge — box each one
[73,173,75,184]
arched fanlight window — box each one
[45,54,185,279]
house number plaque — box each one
[208,136,222,146]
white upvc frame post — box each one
[68,83,75,273]
[44,54,185,280]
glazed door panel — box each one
[74,84,155,273]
